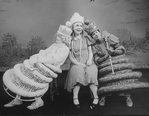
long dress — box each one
[64,35,98,92]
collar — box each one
[74,35,81,41]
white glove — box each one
[86,60,92,66]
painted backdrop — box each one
[0,0,149,70]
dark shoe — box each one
[73,98,80,109]
[74,104,81,109]
[90,98,99,109]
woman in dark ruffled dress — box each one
[84,21,149,107]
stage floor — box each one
[0,69,149,115]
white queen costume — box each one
[3,25,72,109]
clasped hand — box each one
[106,47,114,55]
[78,60,92,68]
[78,63,86,68]
[86,60,92,66]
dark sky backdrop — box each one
[0,0,149,48]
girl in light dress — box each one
[64,13,98,109]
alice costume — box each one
[64,33,98,92]
[3,25,71,101]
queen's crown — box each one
[66,12,84,27]
[70,12,84,25]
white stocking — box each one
[73,85,80,105]
[89,84,98,104]
[15,95,21,101]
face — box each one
[91,30,102,41]
[56,34,72,46]
[64,36,72,45]
[73,22,83,35]
[56,34,62,42]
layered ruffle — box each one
[3,59,61,98]
[98,55,149,95]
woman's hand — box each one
[78,63,86,68]
[106,47,114,55]
[86,60,92,66]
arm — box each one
[43,47,70,73]
[69,50,86,67]
[52,47,70,67]
[69,51,80,66]
[94,52,109,65]
[37,55,52,64]
[31,44,53,63]
[111,45,126,56]
[107,44,126,56]
[86,35,109,65]
[85,35,93,65]
[87,46,93,65]
[38,46,69,67]
[38,45,53,55]
[103,32,125,56]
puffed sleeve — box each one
[111,44,126,56]
[52,46,70,67]
[38,46,70,67]
[38,44,53,55]
[94,51,109,66]
[35,45,54,64]
[85,34,93,47]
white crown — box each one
[66,12,84,27]
[57,25,72,37]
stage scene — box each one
[0,0,149,115]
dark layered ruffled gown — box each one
[90,39,149,96]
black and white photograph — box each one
[0,0,149,115]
